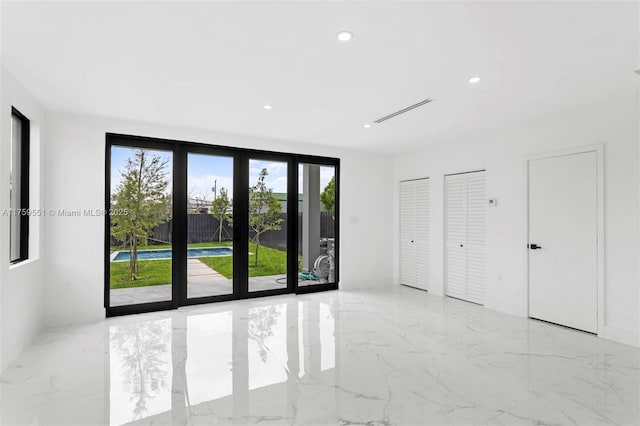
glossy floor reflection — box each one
[1,286,638,425]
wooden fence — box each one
[113,212,335,252]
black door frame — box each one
[105,133,339,317]
[295,155,340,295]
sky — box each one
[111,146,334,201]
[110,146,174,195]
[189,153,234,201]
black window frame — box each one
[9,107,30,264]
[105,133,340,317]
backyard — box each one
[108,150,333,295]
[110,241,288,289]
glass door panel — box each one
[299,164,336,287]
[109,146,173,307]
[186,153,234,299]
[247,159,288,292]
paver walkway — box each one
[110,259,288,306]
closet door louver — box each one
[465,173,486,304]
[400,181,416,287]
[414,179,430,290]
[444,174,467,299]
[444,171,486,304]
[400,178,429,290]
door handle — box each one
[528,243,542,250]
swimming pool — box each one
[111,247,233,262]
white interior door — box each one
[414,179,430,290]
[444,174,466,299]
[464,172,486,304]
[400,180,416,287]
[400,178,429,290]
[444,171,486,304]
[528,151,598,333]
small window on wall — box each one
[9,107,30,263]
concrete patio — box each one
[110,259,289,306]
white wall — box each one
[393,89,640,347]
[0,66,45,371]
[43,112,394,326]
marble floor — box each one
[1,286,638,425]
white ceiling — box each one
[1,1,638,153]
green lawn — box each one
[110,241,287,288]
[110,259,172,289]
[198,243,287,279]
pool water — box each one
[111,247,233,262]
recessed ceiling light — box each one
[337,31,353,42]
[468,76,482,84]
[263,105,273,110]
[364,124,371,129]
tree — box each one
[110,320,171,420]
[320,176,335,212]
[248,168,283,267]
[111,149,171,281]
[248,305,281,362]
[210,187,232,243]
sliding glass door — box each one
[186,153,234,299]
[107,144,174,310]
[105,135,339,316]
[298,163,337,289]
[247,158,289,293]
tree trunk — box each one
[218,219,223,243]
[131,151,143,281]
[254,234,260,267]
[134,236,138,276]
[130,235,138,280]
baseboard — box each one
[600,325,640,347]
[400,283,429,292]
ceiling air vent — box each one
[374,98,434,124]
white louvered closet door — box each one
[413,179,430,290]
[444,174,467,299]
[444,171,486,304]
[464,172,486,304]
[400,181,417,287]
[400,178,430,290]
